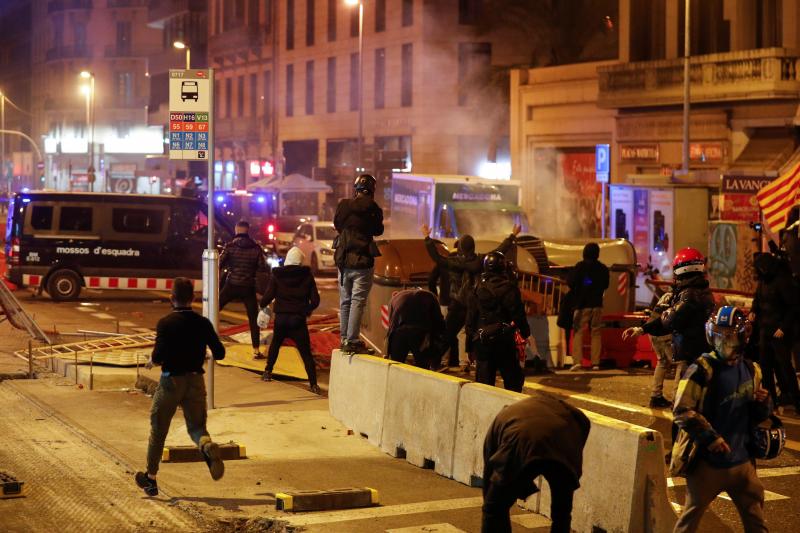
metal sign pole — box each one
[203,68,218,410]
[601,182,607,238]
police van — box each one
[4,192,235,301]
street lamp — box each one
[79,71,96,191]
[173,40,191,70]
[681,0,691,175]
[345,0,364,174]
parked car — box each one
[292,221,337,274]
[272,215,317,255]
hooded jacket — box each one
[386,289,446,351]
[260,265,320,316]
[751,252,798,335]
[483,394,591,499]
[466,272,530,342]
[424,234,516,306]
[641,274,715,362]
[567,245,610,309]
[333,194,384,270]
[220,233,267,288]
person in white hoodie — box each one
[259,247,321,394]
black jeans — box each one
[760,328,800,406]
[445,301,468,366]
[219,283,260,349]
[481,461,575,533]
[266,313,317,386]
[388,326,440,369]
[475,334,524,392]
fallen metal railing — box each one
[0,280,51,344]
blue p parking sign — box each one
[596,144,610,183]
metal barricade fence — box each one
[517,271,568,316]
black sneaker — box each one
[135,472,158,496]
[649,395,673,408]
[201,442,225,481]
[261,370,272,382]
[310,383,322,395]
[340,341,355,354]
[349,340,375,355]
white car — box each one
[292,221,337,274]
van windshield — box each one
[453,208,529,238]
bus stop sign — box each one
[169,69,213,161]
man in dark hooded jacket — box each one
[220,220,268,358]
[422,224,520,372]
[466,251,530,392]
[386,289,446,369]
[568,243,609,371]
[334,174,384,354]
[482,394,591,533]
[260,246,321,394]
[749,251,800,410]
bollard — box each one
[49,344,54,373]
[27,340,33,379]
[89,353,94,390]
[116,320,120,334]
[74,348,78,384]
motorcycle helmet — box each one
[483,251,507,273]
[673,247,705,277]
[705,306,752,361]
[354,173,376,195]
[752,415,786,460]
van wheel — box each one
[47,270,82,301]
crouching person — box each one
[482,394,590,533]
[135,277,227,496]
[386,288,447,369]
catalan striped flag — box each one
[757,162,800,233]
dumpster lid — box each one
[374,239,447,285]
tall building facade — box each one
[31,0,163,193]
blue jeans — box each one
[338,267,373,343]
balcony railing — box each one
[215,117,260,140]
[45,45,92,61]
[107,0,147,7]
[47,0,92,13]
[104,44,161,58]
[208,26,263,58]
[598,47,800,108]
[148,0,205,24]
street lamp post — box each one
[345,0,364,174]
[173,41,191,70]
[80,71,96,191]
[1,91,5,192]
[681,0,691,175]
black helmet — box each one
[354,174,376,195]
[483,251,506,273]
[752,415,786,460]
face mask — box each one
[713,330,742,362]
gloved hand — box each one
[622,326,644,341]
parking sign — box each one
[169,70,213,161]
[596,144,610,183]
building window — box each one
[216,0,223,34]
[225,78,232,118]
[116,21,132,54]
[457,42,491,106]
[349,53,359,111]
[115,72,133,106]
[250,73,258,116]
[286,64,294,116]
[238,75,245,117]
[401,43,412,107]
[375,0,386,32]
[264,0,273,32]
[264,71,273,123]
[74,21,87,53]
[630,0,665,61]
[306,0,315,46]
[224,0,246,30]
[350,6,358,37]
[402,0,413,26]
[327,57,336,113]
[286,0,295,50]
[458,0,480,25]
[756,0,782,48]
[306,60,315,114]
[374,48,385,109]
[327,0,336,41]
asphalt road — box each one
[3,280,800,532]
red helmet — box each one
[673,247,705,277]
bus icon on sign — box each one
[181,81,199,102]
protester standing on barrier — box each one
[623,248,715,384]
[422,224,520,373]
[260,247,321,394]
[220,220,268,359]
[334,174,384,355]
[568,243,609,371]
[482,393,590,533]
[386,288,447,369]
[670,306,772,533]
[135,277,227,496]
[466,251,530,392]
[749,251,800,412]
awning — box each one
[729,128,796,174]
[247,173,332,193]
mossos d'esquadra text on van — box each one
[55,246,141,257]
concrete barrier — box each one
[328,350,395,446]
[523,409,676,533]
[452,383,527,486]
[380,363,468,478]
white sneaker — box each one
[592,365,601,371]
[569,364,583,371]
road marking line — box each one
[671,489,788,512]
[511,513,552,528]
[386,524,467,533]
[523,380,800,452]
[282,496,484,526]
[668,465,800,487]
[91,313,115,320]
[76,307,94,313]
